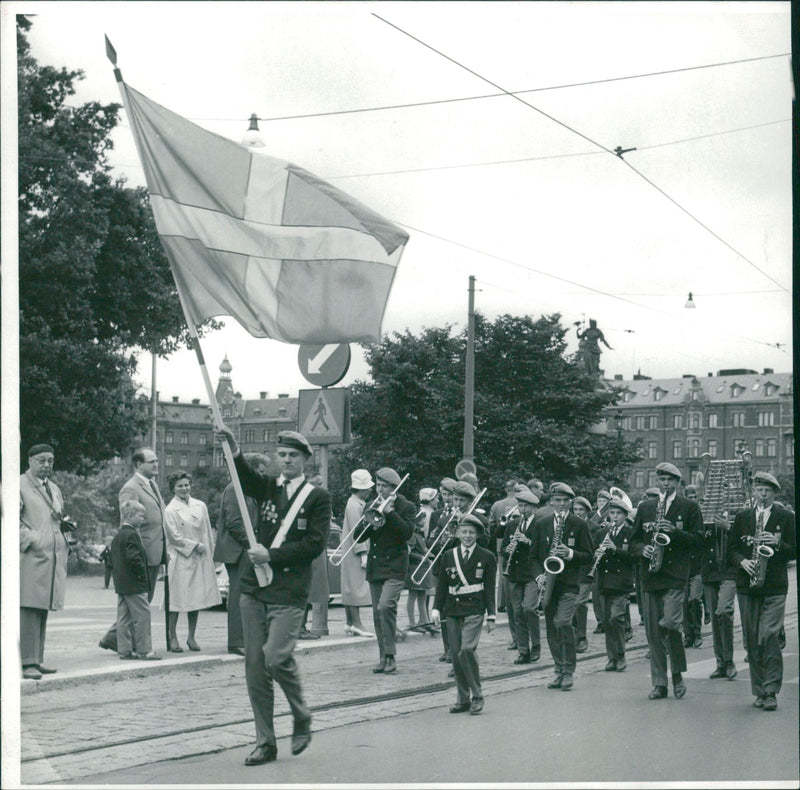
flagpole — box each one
[106,37,268,587]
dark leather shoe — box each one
[692,638,703,649]
[372,659,386,673]
[762,693,777,711]
[469,697,484,715]
[547,675,563,689]
[624,630,633,642]
[98,637,117,652]
[592,625,605,634]
[439,652,451,662]
[725,662,738,680]
[615,659,627,672]
[449,702,471,713]
[383,656,396,674]
[575,638,588,654]
[604,660,617,671]
[245,744,277,766]
[530,651,540,662]
[673,679,687,699]
[506,642,518,651]
[752,695,766,708]
[447,668,455,677]
[228,647,246,656]
[648,686,668,700]
[709,666,727,679]
[514,654,531,664]
[683,636,692,648]
[299,628,321,640]
[291,718,312,755]
[36,665,57,674]
[168,642,184,653]
[560,674,574,691]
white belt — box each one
[449,583,484,595]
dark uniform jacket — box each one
[700,515,737,584]
[529,512,593,592]
[234,454,331,609]
[357,492,416,583]
[728,505,796,596]
[630,494,703,592]
[500,513,537,582]
[111,524,150,596]
[213,482,259,565]
[434,544,497,618]
[594,523,635,594]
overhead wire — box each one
[371,14,791,295]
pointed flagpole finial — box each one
[104,35,117,65]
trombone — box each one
[410,487,487,586]
[329,474,409,567]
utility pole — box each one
[150,352,158,451]
[463,275,476,462]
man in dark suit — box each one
[630,462,703,701]
[99,447,167,653]
[728,471,796,711]
[356,467,416,675]
[530,482,593,691]
[217,425,330,766]
[432,514,496,715]
[213,453,269,656]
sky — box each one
[8,0,794,402]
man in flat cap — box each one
[630,462,703,701]
[728,471,795,711]
[356,467,416,675]
[529,482,593,691]
[216,425,330,765]
[20,444,71,680]
[501,487,541,664]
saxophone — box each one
[535,509,566,614]
[749,508,774,589]
[647,495,671,574]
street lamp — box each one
[614,410,624,439]
[241,113,265,147]
[684,292,696,309]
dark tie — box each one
[462,548,469,563]
[278,482,289,512]
[149,479,160,502]
[42,479,53,502]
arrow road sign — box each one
[298,343,351,387]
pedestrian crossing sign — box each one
[297,388,350,445]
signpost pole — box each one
[463,275,476,462]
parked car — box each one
[214,563,229,609]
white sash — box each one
[270,481,315,550]
[453,547,470,587]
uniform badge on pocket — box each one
[297,519,307,531]
[476,568,484,579]
[568,536,575,547]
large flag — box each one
[116,77,408,344]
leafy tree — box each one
[344,313,639,506]
[17,17,217,472]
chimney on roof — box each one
[172,396,179,403]
[708,372,713,377]
[682,374,695,379]
[763,368,774,375]
[278,393,289,398]
[191,398,200,405]
[614,374,623,381]
[260,392,267,399]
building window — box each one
[689,413,700,430]
[216,453,225,466]
[199,434,207,446]
[648,441,657,459]
[691,390,699,401]
[650,415,658,430]
[708,413,718,428]
[690,470,701,486]
[263,428,272,442]
[732,412,745,428]
[673,415,683,429]
[787,436,795,457]
[757,411,775,427]
[197,456,207,468]
[707,440,718,458]
[654,390,663,401]
[624,417,632,431]
[634,470,645,488]
[180,432,189,444]
[734,439,747,455]
[165,454,174,467]
[165,432,174,444]
[647,470,657,487]
[731,385,741,398]
[687,438,700,458]
[180,453,188,467]
[754,439,764,457]
[244,429,256,443]
[672,440,683,459]
[767,438,777,457]
[635,416,645,430]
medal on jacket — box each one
[261,500,279,527]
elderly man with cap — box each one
[215,424,330,766]
[501,487,541,664]
[530,482,594,691]
[338,469,375,638]
[356,467,416,675]
[20,444,71,680]
[728,471,795,711]
[630,461,703,701]
[592,497,636,672]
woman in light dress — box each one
[339,469,375,637]
[164,471,221,652]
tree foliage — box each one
[17,17,216,471]
[340,313,639,506]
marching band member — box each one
[501,488,541,664]
[428,478,457,663]
[356,467,416,675]
[588,490,611,635]
[431,514,496,715]
[728,472,795,711]
[489,480,520,620]
[682,485,705,649]
[530,483,593,691]
[592,497,635,671]
[630,462,703,701]
[571,496,594,653]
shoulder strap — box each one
[452,547,469,586]
[270,482,315,550]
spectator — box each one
[112,500,161,661]
[20,443,70,680]
[164,471,221,652]
[339,469,374,637]
[100,537,114,589]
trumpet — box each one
[329,474,409,567]
[647,494,670,574]
[499,504,520,528]
[410,488,487,586]
[587,531,615,580]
